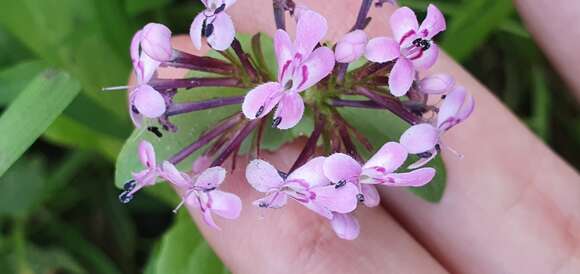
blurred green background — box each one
[0,0,578,273]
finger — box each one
[187,141,447,274]
[153,36,448,273]
[514,0,580,102]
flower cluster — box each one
[109,0,474,240]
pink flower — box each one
[245,157,359,219]
[162,161,242,230]
[330,213,360,240]
[400,86,475,168]
[241,9,335,129]
[417,74,455,95]
[335,30,368,63]
[129,27,169,127]
[119,140,161,203]
[190,0,237,51]
[365,4,446,96]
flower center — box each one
[401,38,431,60]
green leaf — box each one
[126,0,172,16]
[441,0,514,61]
[340,107,447,202]
[0,60,46,106]
[0,157,45,218]
[0,70,81,177]
[152,211,226,274]
[25,245,87,274]
[527,66,551,141]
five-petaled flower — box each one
[191,0,237,51]
[119,140,162,203]
[400,86,475,168]
[129,24,173,127]
[162,161,242,230]
[365,4,446,96]
[245,157,359,220]
[242,9,335,129]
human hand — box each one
[134,1,580,273]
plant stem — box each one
[289,111,323,173]
[355,86,421,125]
[150,77,243,91]
[329,98,383,109]
[231,38,258,82]
[164,49,235,75]
[166,96,244,116]
[211,120,260,167]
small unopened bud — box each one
[141,23,173,62]
[417,74,455,95]
[335,30,368,63]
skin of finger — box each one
[514,0,580,103]
[231,0,580,273]
[137,37,448,273]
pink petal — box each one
[361,184,380,207]
[311,183,359,214]
[287,156,329,188]
[418,4,446,40]
[335,30,368,63]
[456,91,475,122]
[141,23,172,61]
[323,153,362,183]
[390,7,419,46]
[210,190,242,220]
[389,58,414,96]
[411,42,439,70]
[330,213,360,240]
[207,13,235,51]
[437,86,466,129]
[132,169,157,187]
[293,47,335,92]
[294,9,327,58]
[202,208,221,230]
[274,30,293,82]
[138,140,156,168]
[383,167,436,187]
[400,124,439,154]
[364,37,400,63]
[252,192,288,209]
[132,84,166,118]
[161,161,190,189]
[241,82,283,119]
[363,142,408,173]
[273,92,305,130]
[130,30,143,64]
[417,74,455,94]
[190,12,204,50]
[195,167,226,189]
[192,155,211,174]
[245,159,284,192]
[138,53,161,84]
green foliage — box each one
[0,70,81,177]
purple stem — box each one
[231,39,258,81]
[289,112,323,173]
[168,115,240,164]
[355,86,420,125]
[211,120,260,167]
[166,96,244,116]
[351,0,374,31]
[163,49,235,75]
[273,0,295,30]
[338,125,363,162]
[329,98,384,109]
[150,77,243,91]
[354,62,393,80]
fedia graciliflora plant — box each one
[108,0,474,240]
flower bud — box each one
[417,74,455,94]
[141,23,173,62]
[335,30,368,63]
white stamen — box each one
[172,199,185,213]
[101,85,131,91]
[445,145,464,159]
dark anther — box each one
[441,95,447,99]
[131,105,139,114]
[335,180,347,189]
[214,3,226,14]
[202,19,214,37]
[203,187,217,192]
[412,38,422,47]
[356,193,365,203]
[147,126,163,138]
[278,170,289,180]
[118,191,134,204]
[123,179,136,191]
[435,144,441,152]
[420,39,431,50]
[284,80,293,90]
[272,117,282,128]
[258,201,268,208]
[255,105,265,118]
[417,151,433,158]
